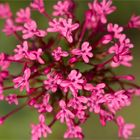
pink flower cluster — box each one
[0,0,140,140]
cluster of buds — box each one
[0,0,140,139]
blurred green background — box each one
[0,0,140,139]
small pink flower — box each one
[0,53,10,70]
[35,94,53,113]
[0,71,9,82]
[22,20,46,39]
[14,41,44,64]
[60,70,84,96]
[88,0,116,24]
[71,42,93,63]
[87,91,106,113]
[117,116,135,139]
[29,49,45,64]
[44,72,61,93]
[75,110,88,123]
[52,46,68,61]
[85,9,99,29]
[53,0,73,17]
[128,14,140,29]
[14,41,29,60]
[31,114,52,140]
[0,3,12,19]
[105,90,130,113]
[30,0,45,13]
[99,110,114,126]
[68,96,88,110]
[56,100,75,123]
[107,23,123,38]
[47,18,79,43]
[16,7,31,23]
[111,54,133,68]
[93,0,116,23]
[2,19,22,36]
[13,68,31,92]
[64,125,84,140]
[5,94,18,105]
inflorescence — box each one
[0,0,140,139]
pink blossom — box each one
[13,68,31,92]
[89,0,116,24]
[64,125,84,140]
[47,18,79,43]
[107,23,123,38]
[105,90,131,113]
[109,43,130,62]
[56,100,75,123]
[14,41,29,60]
[52,46,69,61]
[0,53,10,70]
[14,41,44,64]
[111,55,133,68]
[60,70,84,96]
[0,3,12,19]
[99,110,114,126]
[75,110,88,123]
[30,0,45,13]
[117,116,135,139]
[128,14,140,29]
[44,72,61,93]
[29,49,45,64]
[71,42,93,63]
[87,91,106,113]
[53,0,73,17]
[5,94,18,105]
[16,7,31,23]
[68,96,88,110]
[0,71,9,82]
[85,9,99,29]
[22,20,46,39]
[35,94,53,113]
[2,19,22,36]
[31,114,52,140]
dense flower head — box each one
[0,0,140,140]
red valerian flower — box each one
[47,18,79,43]
[0,3,12,19]
[30,0,45,13]
[22,20,46,39]
[116,116,135,139]
[31,114,52,140]
[71,42,93,63]
[16,7,31,23]
[13,68,31,92]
